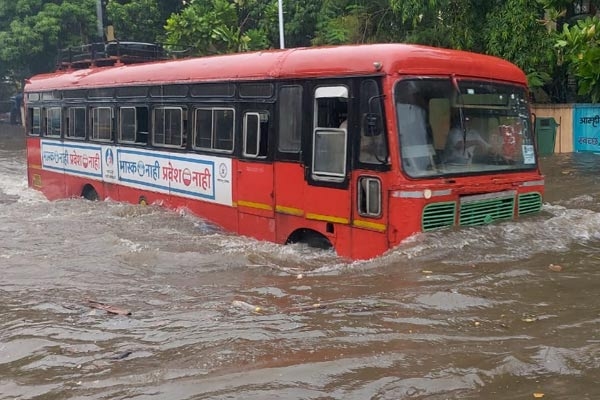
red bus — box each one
[24,43,544,260]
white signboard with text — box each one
[41,139,232,206]
[41,140,103,179]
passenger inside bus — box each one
[313,87,349,178]
[443,111,492,164]
[336,102,348,129]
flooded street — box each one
[1,126,598,399]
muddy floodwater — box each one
[1,126,598,399]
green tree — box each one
[388,0,481,49]
[539,0,600,102]
[164,0,275,55]
[279,0,320,47]
[164,0,322,52]
[107,0,163,43]
[484,0,556,90]
[0,0,97,81]
[556,16,600,102]
[312,0,405,45]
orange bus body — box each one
[24,44,544,260]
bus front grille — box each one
[518,192,542,215]
[459,191,515,227]
[421,191,539,232]
[422,201,456,231]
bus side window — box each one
[29,107,41,136]
[358,176,382,217]
[243,111,269,158]
[66,107,86,140]
[194,108,212,149]
[215,108,234,151]
[45,107,62,137]
[359,79,387,165]
[315,88,348,128]
[136,107,149,144]
[192,107,235,153]
[312,86,348,181]
[119,107,136,143]
[278,85,302,153]
[119,106,149,144]
[91,106,113,141]
[152,106,185,148]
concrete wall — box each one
[531,104,574,153]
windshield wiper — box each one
[451,75,468,156]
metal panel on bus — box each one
[235,160,276,242]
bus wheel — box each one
[286,229,332,250]
[82,185,99,201]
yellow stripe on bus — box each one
[237,200,274,211]
[352,220,386,232]
[32,174,42,188]
[29,164,42,170]
[275,205,304,216]
[306,213,349,224]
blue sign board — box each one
[573,104,600,152]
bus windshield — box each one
[395,78,537,178]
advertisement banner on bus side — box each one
[41,140,103,178]
[40,140,232,206]
[113,148,232,206]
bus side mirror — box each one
[365,113,382,137]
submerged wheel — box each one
[286,229,332,250]
[82,185,99,201]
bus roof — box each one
[25,43,527,92]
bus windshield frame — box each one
[395,77,537,178]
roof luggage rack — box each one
[57,41,170,70]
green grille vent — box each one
[422,201,456,231]
[518,192,542,215]
[459,191,515,227]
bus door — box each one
[236,105,275,242]
[351,78,391,259]
[304,84,352,249]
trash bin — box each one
[535,117,558,156]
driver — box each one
[443,115,492,164]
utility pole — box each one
[278,0,285,49]
[96,0,114,42]
[96,0,104,41]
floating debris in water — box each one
[232,300,262,313]
[548,263,563,272]
[110,351,133,360]
[521,315,537,323]
[85,299,131,316]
